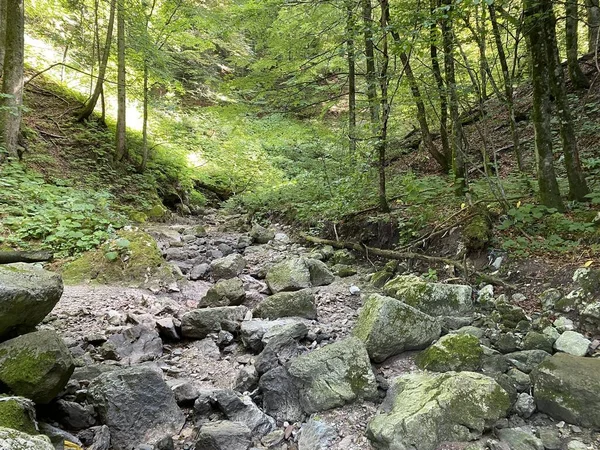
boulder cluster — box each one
[0,216,599,450]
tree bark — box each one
[523,0,565,211]
[441,0,466,194]
[489,3,524,171]
[0,0,7,76]
[544,0,590,201]
[77,0,116,122]
[430,0,450,165]
[566,0,589,88]
[115,0,127,162]
[0,0,24,161]
[588,0,600,53]
[346,1,357,154]
[377,0,391,213]
[141,61,149,171]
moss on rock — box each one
[415,333,483,372]
[0,397,37,435]
[463,212,492,251]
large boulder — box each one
[254,289,317,320]
[0,330,74,404]
[0,264,63,340]
[415,333,483,372]
[213,390,275,437]
[383,275,473,317]
[259,366,303,423]
[0,427,54,450]
[367,372,510,450]
[87,366,185,449]
[195,421,252,450]
[266,258,334,294]
[199,278,246,308]
[531,353,600,428]
[353,294,441,363]
[210,254,246,280]
[250,224,275,244]
[553,331,590,356]
[181,306,247,339]
[287,337,377,413]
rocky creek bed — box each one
[0,210,599,450]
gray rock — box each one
[156,318,180,341]
[532,353,600,428]
[265,258,333,294]
[87,366,184,449]
[0,264,63,340]
[506,350,551,373]
[53,399,96,430]
[106,325,163,364]
[200,278,246,307]
[305,259,335,287]
[298,419,337,450]
[496,428,544,450]
[261,430,285,448]
[256,335,300,375]
[507,368,531,392]
[366,372,510,450]
[234,365,259,393]
[453,326,485,339]
[170,379,200,406]
[353,294,441,363]
[240,318,307,352]
[522,331,554,353]
[181,306,248,339]
[538,427,562,450]
[250,224,275,244]
[190,263,210,280]
[553,316,574,332]
[540,288,562,311]
[213,390,275,437]
[254,289,317,320]
[211,254,246,280]
[567,440,589,450]
[287,337,377,413]
[514,393,536,418]
[0,427,54,450]
[496,332,520,354]
[383,275,473,317]
[38,422,83,449]
[194,421,252,450]
[553,331,590,356]
[0,330,74,404]
[259,366,303,423]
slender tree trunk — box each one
[430,0,450,167]
[0,0,7,76]
[60,44,69,82]
[141,61,149,172]
[489,3,524,171]
[77,0,116,122]
[544,0,590,201]
[523,0,565,211]
[441,0,466,194]
[346,1,357,154]
[399,51,449,171]
[378,0,391,213]
[477,5,487,100]
[0,0,24,161]
[115,0,127,162]
[566,0,589,88]
[588,0,600,53]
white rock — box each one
[554,331,590,356]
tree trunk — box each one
[545,0,590,201]
[399,51,449,171]
[441,0,466,194]
[430,0,450,164]
[378,0,391,213]
[0,0,24,161]
[523,0,565,211]
[115,0,127,162]
[141,61,149,172]
[77,0,116,122]
[588,0,600,53]
[477,5,487,101]
[0,0,7,76]
[346,1,357,153]
[566,0,589,88]
[489,3,524,171]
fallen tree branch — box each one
[301,234,515,288]
[0,251,54,264]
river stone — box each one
[0,330,74,404]
[105,325,163,364]
[0,264,63,340]
[287,337,377,413]
[254,289,317,320]
[194,421,252,450]
[367,372,510,450]
[87,366,185,449]
[210,254,246,280]
[0,427,54,450]
[259,366,303,423]
[213,390,275,437]
[522,331,554,353]
[298,419,337,450]
[250,224,275,244]
[553,331,590,356]
[514,392,536,418]
[199,278,246,307]
[382,275,473,317]
[497,428,544,450]
[531,353,600,427]
[266,257,334,294]
[0,396,37,434]
[240,318,307,352]
[415,333,483,372]
[506,350,551,373]
[353,294,441,363]
[181,306,247,339]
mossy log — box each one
[0,251,53,264]
[301,234,514,288]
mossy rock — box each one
[0,427,53,450]
[463,212,492,252]
[493,302,528,329]
[0,397,37,435]
[370,269,393,288]
[61,230,170,286]
[128,211,148,223]
[415,333,483,372]
[254,289,317,320]
[146,204,168,219]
